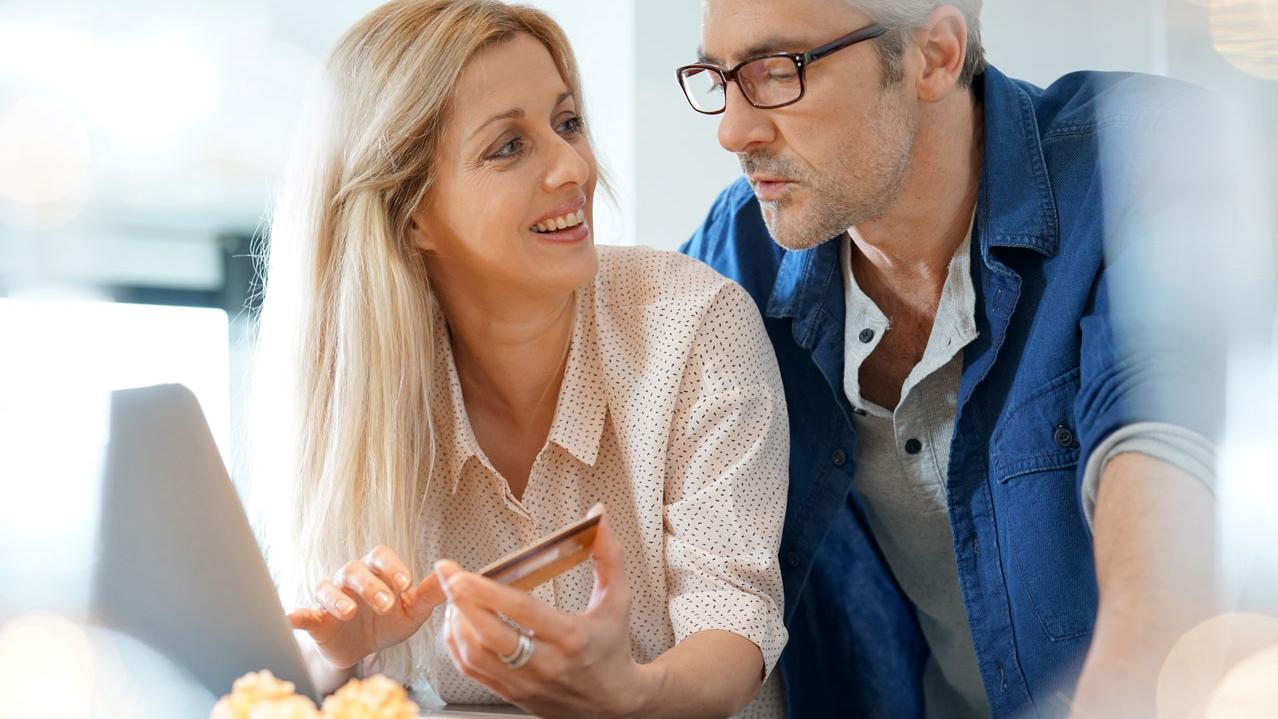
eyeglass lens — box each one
[680,56,803,112]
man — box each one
[678,1,1223,717]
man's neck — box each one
[853,93,983,305]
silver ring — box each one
[498,633,535,669]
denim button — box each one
[1054,425,1076,448]
[831,449,848,466]
[858,328,876,343]
[786,551,801,568]
[904,438,923,455]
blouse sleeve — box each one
[662,280,790,678]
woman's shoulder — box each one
[591,244,740,314]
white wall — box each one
[634,1,741,252]
[530,0,638,247]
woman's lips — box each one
[530,218,590,244]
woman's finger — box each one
[585,508,630,619]
[443,606,516,696]
[403,571,445,620]
[447,593,524,659]
[287,607,333,634]
[314,579,358,621]
[335,560,396,615]
[363,545,413,594]
[434,561,578,646]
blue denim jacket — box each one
[682,65,1217,718]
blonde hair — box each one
[250,0,587,680]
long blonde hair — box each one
[250,0,587,679]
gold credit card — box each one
[479,514,601,592]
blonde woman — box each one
[254,1,788,716]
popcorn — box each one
[249,695,323,719]
[212,670,418,719]
[320,674,420,719]
[211,670,319,719]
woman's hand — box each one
[287,545,445,671]
[435,507,657,719]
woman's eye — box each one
[557,116,584,136]
[489,136,524,160]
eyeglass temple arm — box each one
[803,24,888,64]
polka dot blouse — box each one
[407,245,789,717]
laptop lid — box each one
[90,383,318,701]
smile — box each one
[531,208,586,233]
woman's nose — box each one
[543,135,593,191]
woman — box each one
[253,1,788,716]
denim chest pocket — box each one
[990,366,1098,641]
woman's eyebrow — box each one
[466,91,574,143]
[468,108,524,142]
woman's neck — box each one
[441,289,576,423]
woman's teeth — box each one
[531,209,585,233]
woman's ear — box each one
[408,208,436,253]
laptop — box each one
[89,383,532,718]
[90,383,320,702]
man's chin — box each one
[761,209,840,251]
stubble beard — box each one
[745,94,917,251]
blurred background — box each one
[0,0,1275,716]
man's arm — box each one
[1071,452,1218,717]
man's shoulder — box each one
[1017,69,1209,139]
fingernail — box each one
[434,560,456,579]
[376,591,393,611]
[394,572,411,591]
[337,599,355,616]
[587,502,605,518]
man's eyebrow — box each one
[466,91,575,142]
[697,36,807,67]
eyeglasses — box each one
[676,25,888,115]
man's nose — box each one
[717,83,776,154]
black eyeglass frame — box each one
[676,24,889,115]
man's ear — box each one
[914,6,967,103]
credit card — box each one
[479,514,601,592]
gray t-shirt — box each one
[839,228,1214,718]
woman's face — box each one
[413,33,599,301]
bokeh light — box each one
[0,95,91,229]
[1209,0,1278,80]
[1157,612,1278,719]
[1204,643,1278,718]
[0,613,96,719]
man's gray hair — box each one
[850,1,986,87]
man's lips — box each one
[751,176,796,202]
